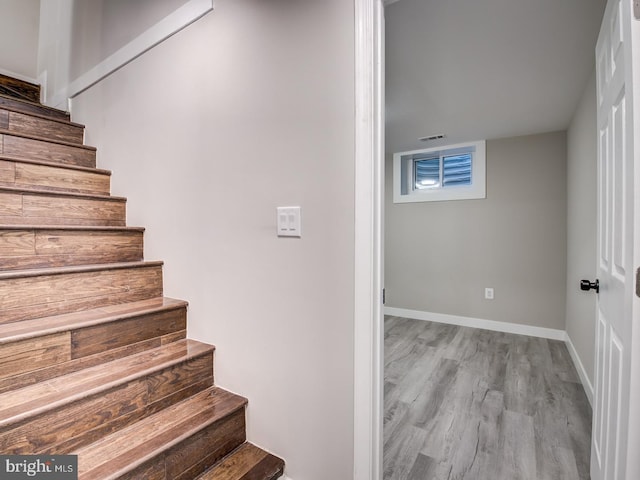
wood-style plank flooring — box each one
[384,316,592,480]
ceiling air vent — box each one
[419,134,446,142]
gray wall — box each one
[566,71,597,386]
[69,1,356,478]
[0,0,40,80]
[385,132,568,330]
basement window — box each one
[393,140,486,203]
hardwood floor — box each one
[384,316,592,480]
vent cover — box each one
[419,134,446,142]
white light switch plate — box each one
[277,206,302,237]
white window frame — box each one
[393,140,486,203]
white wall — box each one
[0,0,40,81]
[70,1,356,479]
[385,132,568,331]
[566,70,597,388]
[68,0,190,80]
[38,0,204,110]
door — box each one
[592,0,640,478]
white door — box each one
[592,0,640,478]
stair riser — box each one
[197,443,285,480]
[0,191,125,226]
[0,352,214,455]
[0,333,70,382]
[0,134,95,168]
[0,265,163,324]
[0,159,110,195]
[117,409,246,480]
[0,330,187,396]
[0,307,187,392]
[0,229,143,270]
[0,96,69,122]
[72,307,186,359]
[0,109,84,145]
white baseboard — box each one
[565,334,594,406]
[384,307,567,341]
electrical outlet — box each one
[485,287,494,300]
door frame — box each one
[354,0,385,479]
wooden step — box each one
[0,186,126,226]
[0,74,40,104]
[197,443,285,480]
[0,93,70,122]
[75,387,247,480]
[0,339,214,455]
[0,156,110,196]
[0,261,163,324]
[0,106,84,144]
[0,297,187,394]
[0,225,142,270]
[0,130,96,168]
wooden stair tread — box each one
[0,184,124,201]
[0,260,163,280]
[0,157,111,197]
[0,129,96,152]
[75,387,247,480]
[0,104,84,129]
[0,224,143,232]
[0,130,95,169]
[0,93,70,121]
[0,186,126,227]
[197,443,284,480]
[0,261,163,324]
[0,297,185,345]
[0,225,146,270]
[1,106,85,145]
[0,154,110,175]
[0,338,213,428]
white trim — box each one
[0,68,39,87]
[56,0,213,103]
[384,306,567,341]
[565,334,594,406]
[354,1,384,479]
[37,70,47,104]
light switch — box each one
[277,206,302,237]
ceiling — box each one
[385,0,607,153]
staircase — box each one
[0,77,285,480]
